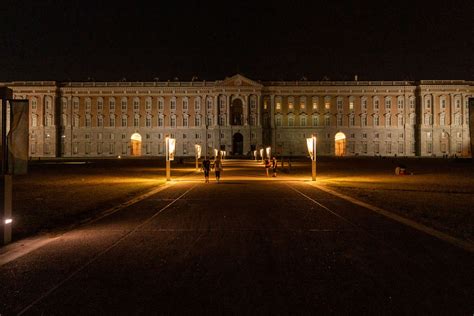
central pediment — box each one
[216,74,263,88]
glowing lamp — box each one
[266,147,271,158]
[5,218,12,224]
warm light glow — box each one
[214,148,218,157]
[266,147,271,158]
[335,132,346,141]
[306,135,317,160]
[166,137,176,161]
[131,133,142,142]
[5,218,12,224]
[259,148,264,158]
[195,144,201,159]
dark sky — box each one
[1,0,473,81]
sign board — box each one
[8,100,29,174]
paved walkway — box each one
[1,160,472,314]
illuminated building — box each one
[3,74,473,157]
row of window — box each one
[29,95,471,113]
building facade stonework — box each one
[3,74,473,158]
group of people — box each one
[201,156,223,183]
[201,154,279,183]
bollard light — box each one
[259,148,264,161]
[254,150,257,160]
[266,147,271,158]
[306,134,317,181]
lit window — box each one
[288,97,294,110]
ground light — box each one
[253,150,257,160]
[195,144,201,170]
[306,134,317,181]
[165,136,176,181]
[266,147,271,158]
[259,148,264,162]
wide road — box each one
[1,160,472,315]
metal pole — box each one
[166,160,171,181]
[165,136,171,181]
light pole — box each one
[165,135,175,181]
[195,144,201,170]
[306,134,317,181]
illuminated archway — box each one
[335,132,346,156]
[130,133,142,156]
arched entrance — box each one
[335,132,346,156]
[131,133,142,156]
[231,99,243,125]
[232,133,243,155]
[440,131,450,154]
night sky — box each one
[1,0,473,82]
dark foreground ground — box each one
[0,160,472,314]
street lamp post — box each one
[306,134,317,181]
[195,144,201,170]
[165,136,175,181]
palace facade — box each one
[3,74,473,158]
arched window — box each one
[373,97,380,110]
[361,114,367,127]
[158,97,164,111]
[170,115,176,127]
[121,115,128,127]
[424,113,432,125]
[374,115,380,126]
[361,97,368,111]
[133,97,140,111]
[397,96,404,110]
[349,96,355,111]
[250,96,257,110]
[324,96,331,110]
[349,114,355,126]
[324,115,331,126]
[206,97,213,111]
[73,115,80,127]
[312,115,319,126]
[275,115,282,127]
[32,114,38,127]
[312,97,318,111]
[300,115,307,126]
[385,114,391,127]
[409,113,416,125]
[31,97,38,110]
[85,115,91,127]
[170,97,177,111]
[398,115,404,127]
[440,113,445,126]
[385,97,392,109]
[73,97,80,111]
[109,115,115,127]
[158,115,164,127]
[97,97,104,111]
[194,115,201,127]
[440,97,446,110]
[288,97,294,110]
[425,95,432,109]
[300,96,306,110]
[97,115,103,127]
[194,97,201,111]
[336,97,343,110]
[409,96,415,109]
[337,114,343,126]
[218,96,225,110]
[134,114,140,127]
[275,96,282,111]
[288,115,294,126]
[109,97,116,111]
[183,115,189,127]
[85,98,92,112]
[121,97,128,111]
[145,97,152,111]
[45,96,52,111]
[183,97,189,111]
[146,115,152,127]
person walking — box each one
[213,156,223,183]
[271,156,277,177]
[264,158,270,177]
[201,157,211,183]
